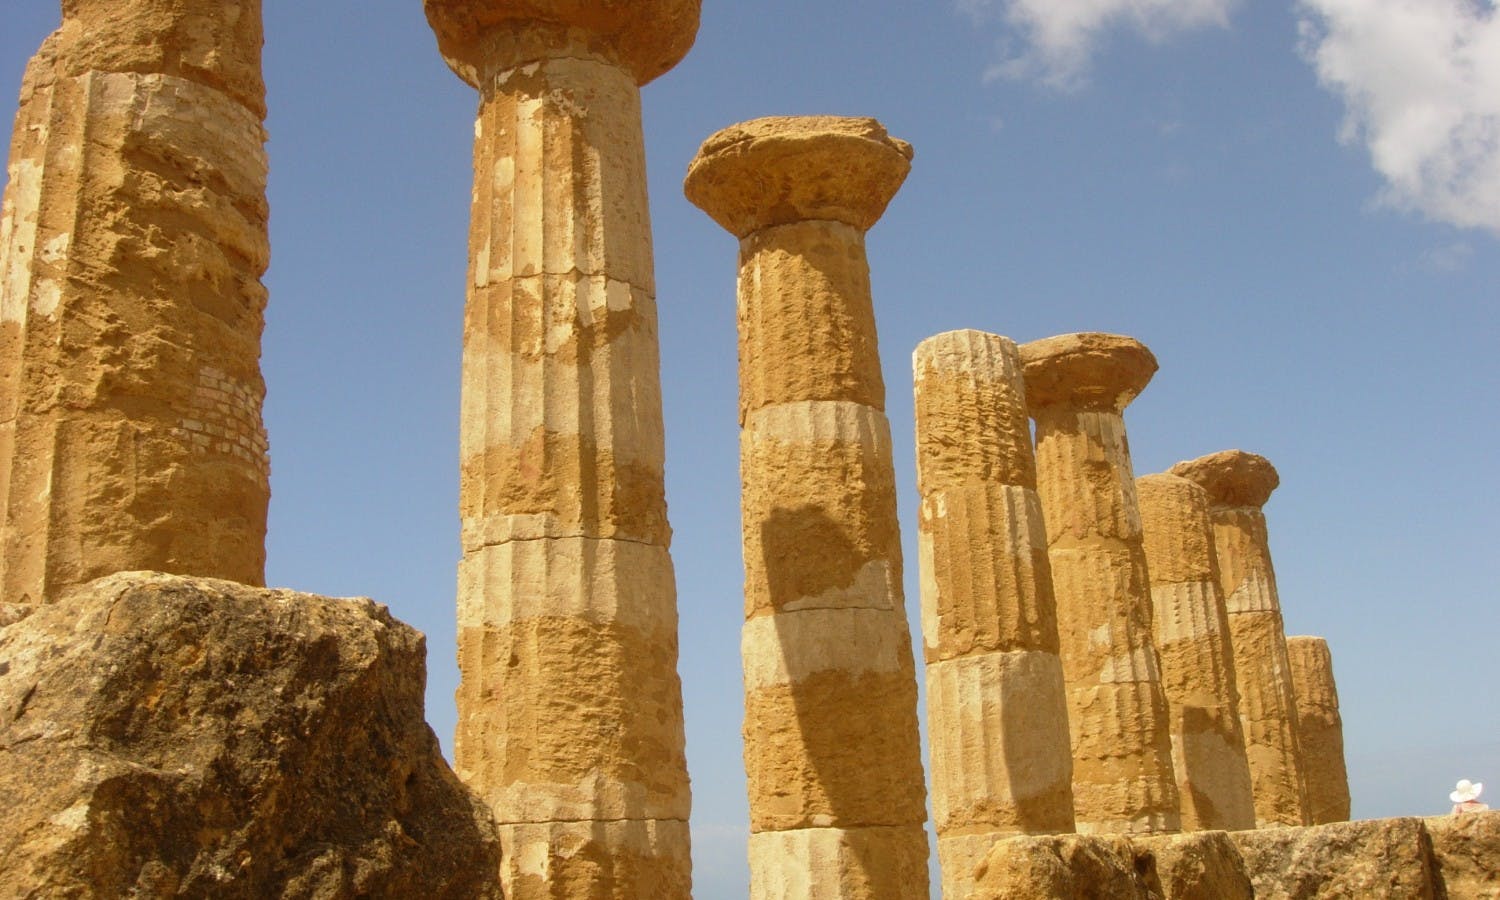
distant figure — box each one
[1450,779,1488,814]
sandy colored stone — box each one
[424,0,701,87]
[687,116,928,898]
[0,572,501,899]
[1232,818,1437,899]
[1138,473,1256,832]
[1426,811,1500,899]
[748,827,930,900]
[684,116,913,239]
[1173,450,1310,828]
[912,329,1075,895]
[1023,332,1180,835]
[499,819,692,900]
[1134,831,1254,899]
[434,5,697,894]
[972,833,1164,899]
[0,3,271,605]
[1287,636,1351,825]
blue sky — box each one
[4,2,1498,896]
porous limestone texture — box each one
[1170,450,1310,828]
[1134,831,1254,899]
[1231,818,1437,899]
[1286,636,1350,825]
[912,329,1075,897]
[686,116,930,899]
[1020,332,1182,834]
[971,833,1162,899]
[423,2,700,895]
[1426,811,1500,899]
[0,572,502,899]
[1137,472,1256,831]
[0,1,272,604]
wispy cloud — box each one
[1298,0,1500,234]
[961,0,1239,90]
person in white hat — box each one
[1450,779,1488,815]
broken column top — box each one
[423,0,702,87]
[1169,450,1280,509]
[1018,332,1158,412]
[684,116,914,239]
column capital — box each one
[685,116,914,239]
[423,0,701,87]
[1019,332,1157,413]
[1169,449,1280,509]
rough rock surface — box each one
[1427,811,1500,899]
[0,572,501,899]
[1134,831,1254,900]
[1286,636,1350,825]
[1231,818,1436,900]
[972,833,1163,899]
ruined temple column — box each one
[685,117,930,898]
[1287,636,1350,825]
[423,2,699,895]
[1019,333,1181,834]
[0,1,272,605]
[1169,450,1310,827]
[1136,473,1256,831]
[914,329,1076,897]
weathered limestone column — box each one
[1136,473,1256,831]
[1019,333,1181,834]
[0,1,272,605]
[685,117,930,899]
[1169,450,1310,827]
[1287,636,1350,825]
[423,3,699,895]
[913,329,1076,897]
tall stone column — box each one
[1019,333,1181,834]
[685,117,930,899]
[1287,635,1350,824]
[0,1,272,606]
[1169,450,1310,827]
[913,329,1075,897]
[423,3,699,896]
[1136,472,1256,831]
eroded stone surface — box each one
[0,572,501,899]
[687,116,929,898]
[1138,473,1256,832]
[1173,450,1309,828]
[972,833,1163,899]
[1426,811,1500,898]
[1287,636,1350,825]
[913,330,1074,896]
[0,1,271,605]
[1134,831,1254,899]
[435,6,697,895]
[1022,332,1181,835]
[1231,818,1436,899]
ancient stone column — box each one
[1287,636,1350,825]
[0,1,272,605]
[423,3,699,895]
[1019,333,1181,834]
[685,117,930,898]
[913,329,1076,897]
[1136,472,1256,831]
[1169,450,1310,827]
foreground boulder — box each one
[1230,817,1436,900]
[0,572,501,899]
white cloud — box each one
[962,0,1238,90]
[1299,0,1500,234]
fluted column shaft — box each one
[914,329,1075,897]
[1021,333,1181,835]
[1170,450,1310,828]
[0,1,271,606]
[1287,636,1350,824]
[1137,473,1255,831]
[686,117,929,899]
[425,4,700,895]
